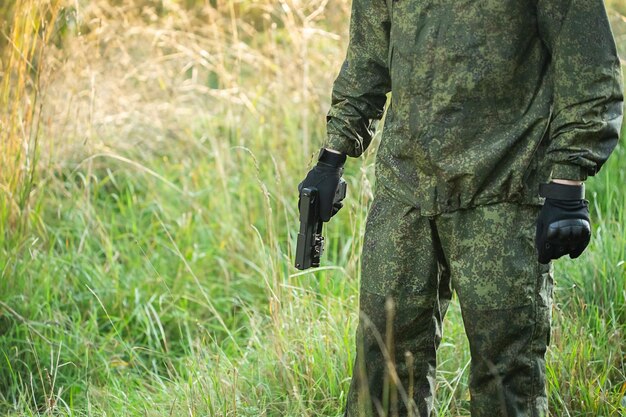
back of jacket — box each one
[325,0,623,216]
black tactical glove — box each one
[535,182,591,264]
[298,148,347,222]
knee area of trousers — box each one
[358,291,442,338]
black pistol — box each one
[295,179,347,270]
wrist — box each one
[552,179,583,186]
[317,148,346,168]
[324,148,342,155]
[539,182,585,201]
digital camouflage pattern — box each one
[325,0,623,216]
[346,186,553,417]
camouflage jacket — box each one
[325,0,624,216]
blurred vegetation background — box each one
[0,0,624,415]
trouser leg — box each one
[436,203,553,417]
[345,190,451,417]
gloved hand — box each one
[535,182,591,264]
[298,148,347,222]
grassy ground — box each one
[0,1,625,416]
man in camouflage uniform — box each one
[298,0,623,416]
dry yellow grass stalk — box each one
[0,0,61,233]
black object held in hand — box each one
[297,148,347,222]
[295,148,348,270]
[295,179,347,270]
[295,188,324,270]
[535,182,591,264]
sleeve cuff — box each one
[550,163,588,181]
[324,134,362,158]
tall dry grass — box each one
[43,0,350,165]
[0,0,62,244]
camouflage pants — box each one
[345,187,553,417]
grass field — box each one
[0,0,625,416]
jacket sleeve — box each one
[324,0,392,157]
[537,0,624,181]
